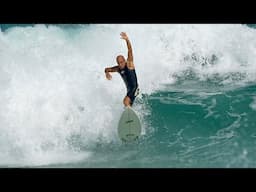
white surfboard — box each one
[118,107,141,142]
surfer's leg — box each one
[123,96,132,107]
[126,87,138,107]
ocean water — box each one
[0,24,256,167]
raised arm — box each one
[104,66,119,80]
[120,32,134,69]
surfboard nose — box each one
[118,107,141,142]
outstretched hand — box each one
[120,32,129,40]
[106,73,112,80]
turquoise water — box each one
[0,24,256,167]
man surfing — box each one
[104,32,139,107]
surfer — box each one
[104,32,139,107]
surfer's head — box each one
[116,55,126,69]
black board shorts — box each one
[127,87,139,106]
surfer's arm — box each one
[105,66,119,73]
[120,32,135,69]
[104,66,119,80]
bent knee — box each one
[123,96,131,105]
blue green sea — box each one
[0,24,256,167]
